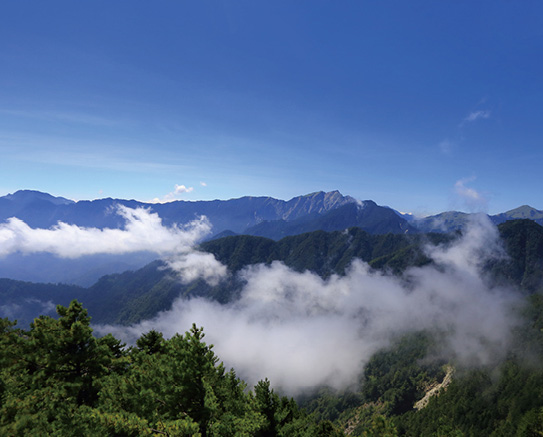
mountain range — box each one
[3,189,541,236]
[2,218,542,328]
[2,190,543,436]
[1,189,543,285]
[0,189,357,233]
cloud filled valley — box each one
[0,204,520,394]
[98,214,520,394]
[4,198,543,437]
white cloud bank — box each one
[0,206,226,285]
[101,215,519,395]
[1,206,518,394]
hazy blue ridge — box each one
[491,205,543,226]
[0,189,357,233]
[2,189,543,236]
[243,201,417,240]
[415,206,543,233]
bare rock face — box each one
[279,190,356,220]
[414,365,454,410]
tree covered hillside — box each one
[0,301,342,436]
[2,220,543,434]
[3,280,543,434]
[2,220,543,328]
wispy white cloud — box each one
[454,177,488,211]
[464,110,491,123]
[0,133,190,174]
[0,108,120,127]
[200,181,207,187]
[438,139,454,154]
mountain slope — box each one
[202,228,443,277]
[488,219,543,292]
[2,220,542,327]
[413,211,471,233]
[0,189,357,284]
[491,205,543,226]
[0,189,356,233]
[0,228,447,326]
[413,206,543,234]
[244,201,416,240]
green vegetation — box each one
[488,219,543,292]
[5,295,543,435]
[202,227,449,277]
[0,227,451,327]
[0,301,342,436]
[3,220,543,435]
[295,292,543,436]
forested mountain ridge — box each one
[2,220,542,328]
[0,301,343,436]
[201,227,445,276]
[487,219,543,292]
[2,220,543,435]
[0,228,443,327]
[2,190,543,286]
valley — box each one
[2,190,543,435]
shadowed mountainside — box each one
[2,220,542,327]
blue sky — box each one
[0,1,542,215]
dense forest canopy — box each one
[2,291,543,435]
[2,219,543,435]
[0,301,343,436]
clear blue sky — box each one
[0,1,542,215]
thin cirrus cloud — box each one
[0,108,120,127]
[464,110,491,123]
[438,107,491,154]
[454,177,488,211]
[0,205,226,285]
[0,132,189,175]
[438,139,454,154]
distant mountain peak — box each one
[3,190,75,205]
[281,190,356,221]
[490,205,543,226]
[504,205,542,217]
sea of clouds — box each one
[0,206,520,394]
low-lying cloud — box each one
[0,207,519,393]
[0,206,226,285]
[101,214,519,395]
